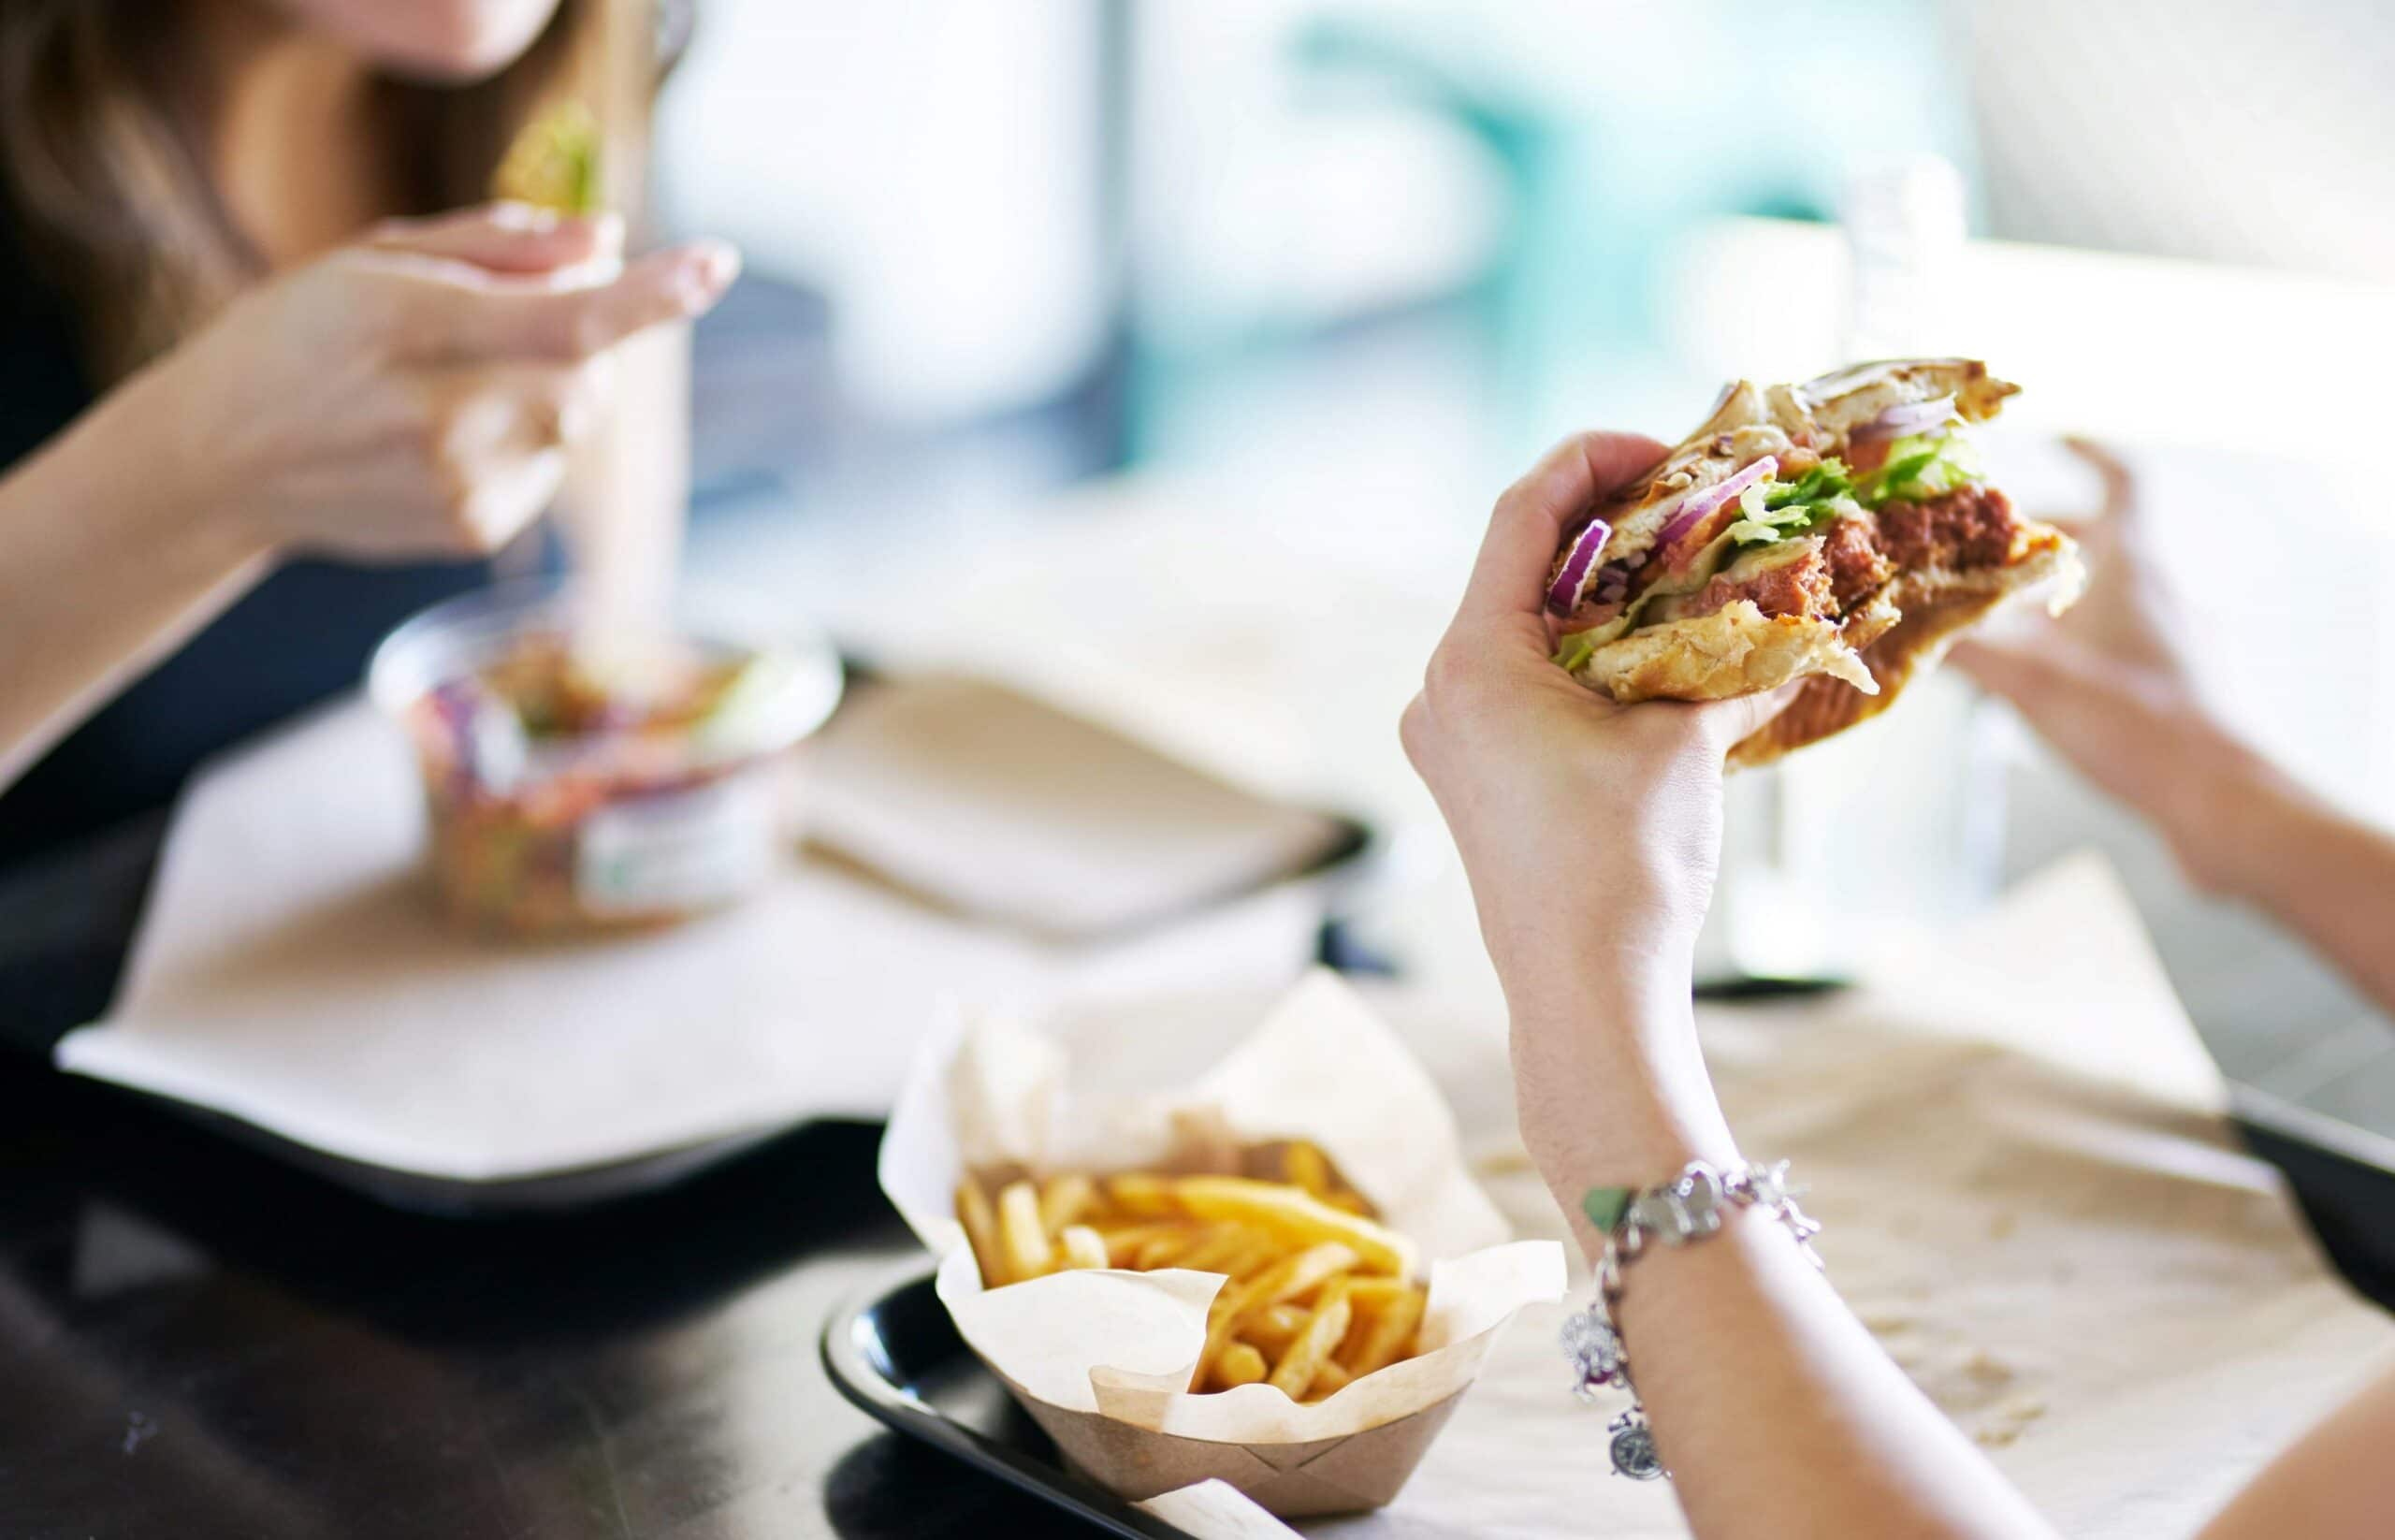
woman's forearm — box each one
[0,370,272,792]
[1511,977,2058,1540]
[1606,1203,2055,1540]
[2149,728,2395,1020]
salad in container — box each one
[370,583,844,937]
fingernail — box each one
[492,200,560,232]
[677,240,741,304]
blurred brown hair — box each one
[0,0,679,384]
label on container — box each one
[573,769,779,919]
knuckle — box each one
[352,280,419,353]
[553,370,597,440]
[444,486,510,557]
[565,307,611,359]
[1398,696,1434,768]
[415,404,458,466]
[1422,643,1481,706]
[321,245,382,278]
[438,481,484,545]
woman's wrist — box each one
[2135,719,2319,902]
[1506,964,1741,1261]
[16,385,255,580]
[94,354,276,566]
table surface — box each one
[0,1066,1078,1540]
[10,966,2395,1540]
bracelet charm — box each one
[1560,1158,1822,1481]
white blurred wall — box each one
[1968,0,2395,281]
[652,0,1107,425]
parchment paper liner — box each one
[879,970,1566,1516]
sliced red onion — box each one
[1850,395,1955,443]
[1545,516,1615,615]
[1651,456,1776,558]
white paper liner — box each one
[53,700,1328,1182]
[878,970,1564,1450]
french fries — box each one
[955,1179,1004,1287]
[1266,1279,1352,1397]
[1243,1302,1307,1355]
[1058,1225,1110,1271]
[1342,1279,1425,1378]
[1172,1177,1415,1277]
[1283,1140,1375,1217]
[953,1163,1435,1403]
[996,1181,1052,1281]
[1038,1174,1097,1233]
[1283,1140,1333,1198]
[1216,1341,1269,1388]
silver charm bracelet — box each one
[1559,1159,1823,1480]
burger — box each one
[1546,358,2083,766]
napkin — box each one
[1139,1481,1304,1537]
[801,675,1355,939]
[51,700,1328,1183]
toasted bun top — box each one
[1571,358,2017,575]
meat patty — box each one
[1691,545,1833,621]
[1822,516,1894,614]
[1874,485,2021,573]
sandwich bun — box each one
[1550,358,2078,765]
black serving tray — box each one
[822,1264,1207,1540]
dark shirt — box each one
[0,196,490,1043]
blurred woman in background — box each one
[0,0,727,806]
[1406,433,2395,1537]
[0,0,731,1027]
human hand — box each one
[1402,431,1794,992]
[1949,441,2245,879]
[1402,433,1793,1195]
[117,202,738,562]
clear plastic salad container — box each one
[369,582,844,937]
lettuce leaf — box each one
[1729,458,1859,549]
[1560,458,1871,671]
[1859,432,1982,508]
[1764,460,1854,511]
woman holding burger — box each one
[1408,430,2395,1536]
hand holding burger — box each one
[1546,358,2082,765]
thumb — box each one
[1694,679,1807,754]
[367,201,623,274]
[404,240,740,363]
